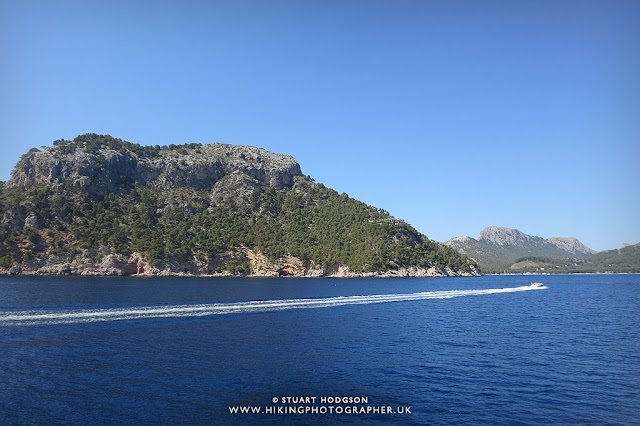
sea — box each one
[0,274,638,425]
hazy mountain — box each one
[444,226,596,273]
[0,134,479,277]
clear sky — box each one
[1,0,638,251]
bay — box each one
[0,274,638,424]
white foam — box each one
[0,285,546,326]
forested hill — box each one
[505,243,640,274]
[0,134,479,277]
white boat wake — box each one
[0,284,546,326]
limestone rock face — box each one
[478,226,534,246]
[210,171,262,207]
[2,205,27,232]
[445,236,473,246]
[546,237,597,256]
[8,140,302,194]
[24,214,45,230]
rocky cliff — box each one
[8,134,301,194]
[546,237,596,256]
[478,226,536,246]
[6,248,477,278]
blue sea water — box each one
[0,274,638,425]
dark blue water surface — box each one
[1,275,639,425]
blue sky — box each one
[1,0,638,251]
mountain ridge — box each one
[476,226,596,255]
[444,226,596,273]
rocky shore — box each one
[0,249,480,278]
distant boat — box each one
[530,282,544,288]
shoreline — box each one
[0,264,480,279]
[2,270,637,278]
[0,270,480,278]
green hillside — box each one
[509,243,640,274]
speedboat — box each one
[530,282,544,288]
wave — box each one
[0,285,546,326]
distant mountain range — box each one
[444,226,639,274]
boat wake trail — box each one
[0,285,546,326]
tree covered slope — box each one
[508,243,640,274]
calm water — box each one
[0,275,638,425]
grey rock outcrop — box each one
[8,141,302,194]
[210,171,262,207]
[546,237,596,256]
[3,205,27,232]
[24,214,45,230]
[0,247,481,278]
[479,226,535,246]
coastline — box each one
[0,256,480,278]
[0,270,480,278]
